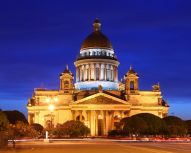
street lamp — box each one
[46,96,58,129]
[48,104,55,130]
[48,104,55,112]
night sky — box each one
[0,0,191,119]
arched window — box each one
[64,80,69,88]
[130,81,134,90]
[76,115,85,121]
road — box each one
[1,140,191,153]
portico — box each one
[71,92,130,136]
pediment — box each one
[73,92,128,105]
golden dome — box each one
[80,18,113,50]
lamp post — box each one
[46,96,58,129]
[44,96,57,142]
[48,104,55,129]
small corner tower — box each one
[60,65,74,93]
[125,66,139,94]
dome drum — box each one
[74,18,119,90]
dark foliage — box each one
[121,115,148,135]
[108,130,127,137]
[0,111,9,131]
[8,121,38,138]
[185,120,191,135]
[163,116,187,136]
[31,123,44,134]
[121,113,167,135]
[3,110,28,124]
[53,120,90,138]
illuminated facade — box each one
[27,19,169,136]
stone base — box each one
[43,139,50,143]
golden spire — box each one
[130,65,132,70]
[93,18,101,31]
[66,65,68,70]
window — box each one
[130,81,134,90]
[64,81,69,88]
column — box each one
[100,64,104,80]
[108,65,111,81]
[88,64,91,81]
[82,110,87,121]
[82,65,84,81]
[105,111,109,134]
[94,64,96,81]
[90,110,96,136]
[90,64,94,80]
[104,64,107,80]
[102,111,105,135]
[76,67,78,82]
[80,66,82,81]
[114,66,118,82]
[111,111,114,130]
[111,65,114,81]
[95,110,98,136]
[84,65,87,81]
[116,69,118,82]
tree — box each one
[185,120,191,135]
[8,121,38,138]
[0,111,9,148]
[53,120,90,138]
[31,123,44,134]
[163,116,187,136]
[3,110,28,124]
[0,111,9,131]
[121,113,167,136]
[121,116,148,136]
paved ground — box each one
[1,140,191,153]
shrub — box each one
[31,123,44,134]
[121,113,167,136]
[53,120,90,138]
[121,116,148,135]
[108,130,126,137]
[0,131,8,148]
[185,120,191,135]
[8,121,38,138]
[163,116,187,136]
[0,111,9,131]
[3,110,28,124]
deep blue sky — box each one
[0,0,191,120]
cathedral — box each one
[27,19,169,136]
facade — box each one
[27,19,169,136]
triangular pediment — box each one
[73,92,129,105]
